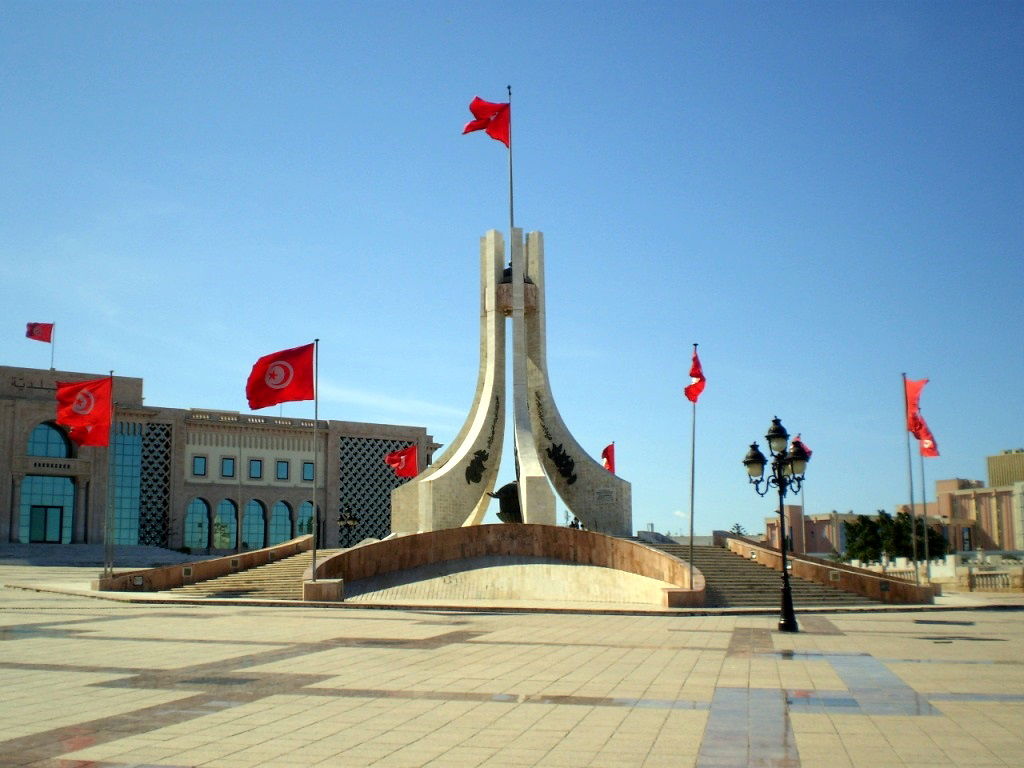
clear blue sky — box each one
[3,1,1022,537]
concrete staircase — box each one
[165,549,341,601]
[636,540,879,608]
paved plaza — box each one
[1,564,1023,768]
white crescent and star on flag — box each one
[72,390,95,415]
[265,361,294,390]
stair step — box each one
[631,539,880,608]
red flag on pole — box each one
[904,377,939,457]
[26,322,54,342]
[463,97,510,147]
[601,443,615,474]
[791,434,812,457]
[246,343,315,410]
[385,445,418,478]
[684,349,706,403]
[55,377,112,446]
[916,420,940,457]
[904,378,928,437]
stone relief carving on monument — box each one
[465,450,489,485]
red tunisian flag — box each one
[385,445,419,478]
[246,343,314,410]
[601,443,615,474]
[462,97,510,147]
[26,322,54,342]
[905,378,928,437]
[56,377,112,446]
[904,377,939,457]
[684,349,706,403]
[916,420,940,457]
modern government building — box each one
[0,365,438,552]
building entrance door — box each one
[29,506,64,543]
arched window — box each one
[213,500,237,549]
[297,501,314,536]
[27,423,71,458]
[242,500,266,550]
[184,498,211,549]
[269,501,292,546]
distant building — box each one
[766,449,1024,557]
[764,507,858,557]
[0,365,438,552]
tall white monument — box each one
[391,228,631,536]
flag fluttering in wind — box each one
[246,343,315,410]
[684,349,706,403]
[791,434,812,458]
[26,322,54,342]
[601,443,615,474]
[904,377,939,457]
[385,444,419,478]
[55,377,112,446]
[462,96,510,147]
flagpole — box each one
[688,343,697,590]
[310,338,320,582]
[236,432,243,554]
[506,84,514,237]
[103,371,115,579]
[50,324,56,370]
[902,373,919,585]
[920,450,930,582]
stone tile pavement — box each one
[1,564,1023,767]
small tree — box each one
[729,522,747,536]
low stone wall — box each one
[312,524,704,608]
[91,535,314,592]
[721,535,935,604]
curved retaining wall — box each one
[719,534,936,604]
[313,524,704,608]
[92,535,314,592]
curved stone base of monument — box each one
[522,231,632,536]
[310,524,704,608]
[390,231,506,534]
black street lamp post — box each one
[742,417,811,633]
[338,505,359,548]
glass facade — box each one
[213,499,237,549]
[184,498,210,549]
[269,501,291,545]
[242,500,265,549]
[111,427,143,545]
[297,501,314,535]
[20,476,75,543]
[27,423,72,458]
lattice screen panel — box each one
[139,423,172,546]
[337,437,413,544]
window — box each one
[242,500,265,549]
[269,501,292,545]
[27,423,72,458]
[276,460,289,481]
[184,498,210,549]
[249,459,263,479]
[192,456,207,476]
[302,461,314,482]
[220,457,235,478]
[213,500,236,549]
